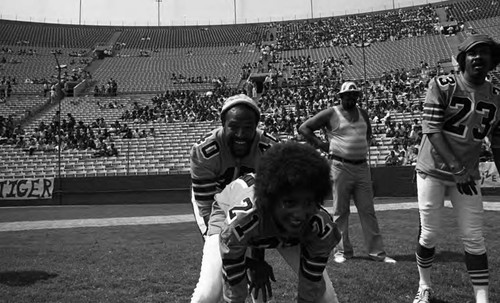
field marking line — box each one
[0,214,194,232]
[0,201,498,232]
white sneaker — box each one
[334,255,347,263]
[413,287,432,303]
[382,256,397,264]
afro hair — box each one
[254,141,332,209]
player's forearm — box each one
[427,132,465,173]
[223,279,248,303]
[195,200,214,218]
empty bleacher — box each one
[1,0,500,178]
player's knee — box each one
[463,236,486,255]
[419,229,439,248]
[191,284,222,303]
[319,285,339,303]
[190,294,219,303]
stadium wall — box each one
[2,167,499,206]
[0,174,190,207]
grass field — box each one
[0,201,499,303]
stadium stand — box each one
[1,0,500,180]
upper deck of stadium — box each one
[1,0,499,179]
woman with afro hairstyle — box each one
[197,141,342,303]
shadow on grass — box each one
[0,270,58,286]
[385,250,464,263]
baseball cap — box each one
[457,34,500,67]
[221,94,260,117]
[338,81,361,95]
[458,34,499,54]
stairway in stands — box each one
[82,30,123,94]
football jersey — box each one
[416,73,500,181]
[209,173,339,302]
[190,126,277,219]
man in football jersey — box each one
[207,142,341,302]
[298,81,396,264]
[412,34,500,303]
[190,93,278,302]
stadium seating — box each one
[2,0,500,178]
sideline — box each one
[1,201,499,232]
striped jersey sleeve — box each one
[217,174,260,302]
[421,76,451,134]
[298,208,339,302]
[489,86,500,148]
[190,130,221,218]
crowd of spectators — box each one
[121,86,239,124]
[68,50,89,57]
[0,77,14,99]
[2,2,499,168]
[1,60,494,167]
[94,78,118,97]
[170,73,228,86]
[273,5,440,50]
[0,111,123,158]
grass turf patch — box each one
[0,207,498,302]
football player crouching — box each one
[203,141,342,303]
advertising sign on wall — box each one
[0,178,54,200]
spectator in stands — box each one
[26,137,38,155]
[139,129,148,138]
[148,127,156,137]
[109,120,122,134]
[92,141,108,158]
[43,82,50,97]
[12,124,24,137]
[385,150,399,166]
[406,146,419,166]
[122,127,133,139]
[397,150,407,166]
[107,143,119,157]
[52,111,61,128]
[15,136,27,149]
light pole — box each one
[233,0,237,24]
[79,0,82,25]
[52,51,63,203]
[155,0,162,26]
[310,0,314,19]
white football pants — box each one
[190,234,339,303]
[416,174,486,255]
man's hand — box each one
[246,257,276,302]
[453,168,478,196]
[456,177,478,195]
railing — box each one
[0,0,444,27]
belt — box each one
[327,154,366,165]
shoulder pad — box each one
[259,142,272,153]
[193,130,220,160]
[493,86,500,96]
[308,207,338,242]
[262,131,279,143]
[434,74,457,88]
